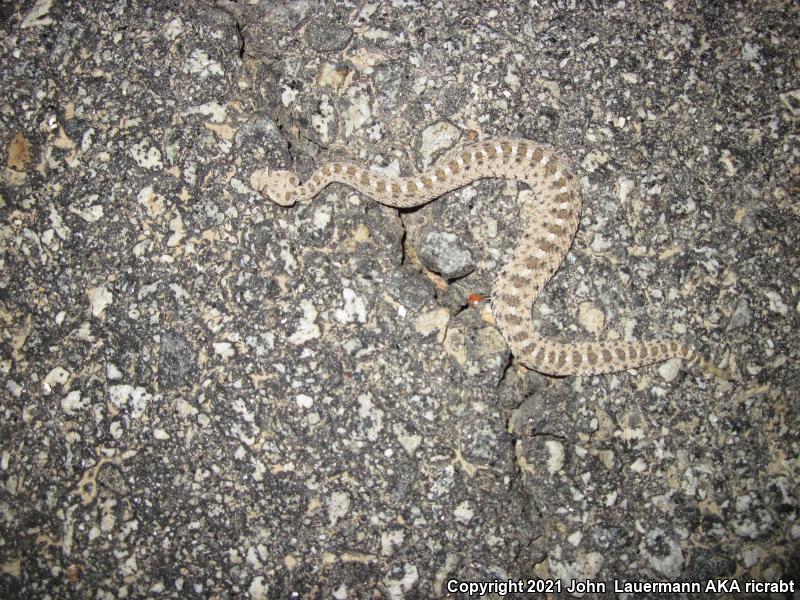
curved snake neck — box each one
[251,138,729,379]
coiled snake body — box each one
[251,138,729,379]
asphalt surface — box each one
[1,1,798,597]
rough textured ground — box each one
[1,1,798,598]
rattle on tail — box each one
[250,138,732,380]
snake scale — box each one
[251,138,729,380]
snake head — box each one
[250,168,301,207]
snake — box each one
[251,137,730,379]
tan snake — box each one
[251,138,730,379]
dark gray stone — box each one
[158,331,197,389]
[304,18,352,53]
[418,230,475,279]
[384,266,435,309]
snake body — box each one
[251,138,729,379]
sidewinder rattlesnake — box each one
[251,138,730,380]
